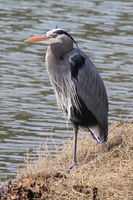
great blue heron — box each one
[24,28,108,169]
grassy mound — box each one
[0,121,133,200]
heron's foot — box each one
[67,162,77,172]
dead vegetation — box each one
[0,121,133,200]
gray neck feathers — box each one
[49,38,73,58]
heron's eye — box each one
[51,33,58,38]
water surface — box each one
[0,0,133,181]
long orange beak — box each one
[24,35,49,43]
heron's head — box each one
[24,28,74,46]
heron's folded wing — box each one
[69,51,108,132]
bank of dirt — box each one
[0,121,133,200]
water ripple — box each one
[0,0,133,182]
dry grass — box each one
[0,121,133,200]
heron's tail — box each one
[89,125,107,143]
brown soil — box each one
[0,121,133,200]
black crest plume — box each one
[53,29,79,50]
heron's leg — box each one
[69,125,78,169]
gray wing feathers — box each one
[66,49,108,132]
[77,53,108,132]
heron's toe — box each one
[66,162,77,172]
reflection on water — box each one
[0,0,133,181]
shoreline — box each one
[0,121,133,200]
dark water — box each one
[0,0,133,181]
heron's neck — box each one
[49,42,73,58]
